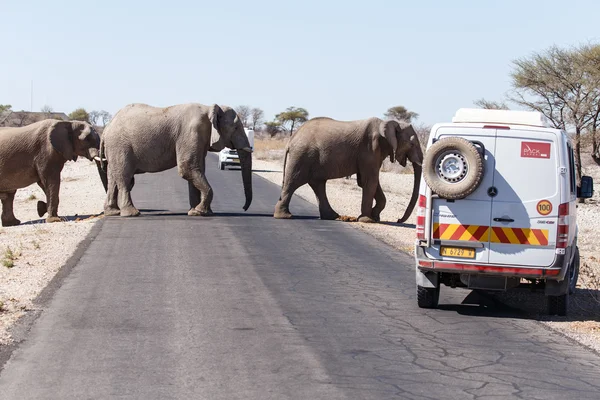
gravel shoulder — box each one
[252,147,600,352]
[0,160,105,345]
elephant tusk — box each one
[93,156,108,162]
[241,147,253,153]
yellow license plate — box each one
[440,246,476,259]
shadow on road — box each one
[439,288,600,323]
[18,214,102,226]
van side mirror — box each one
[577,176,594,199]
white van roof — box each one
[452,108,552,128]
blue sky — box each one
[1,0,599,125]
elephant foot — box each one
[120,207,141,217]
[188,208,213,217]
[273,209,293,219]
[104,207,121,217]
[320,211,340,221]
[46,216,62,223]
[358,215,376,223]
[371,212,381,222]
[37,201,48,217]
[1,218,21,227]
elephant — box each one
[99,103,252,217]
[273,117,423,223]
[0,119,101,226]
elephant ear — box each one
[209,104,225,152]
[379,120,399,163]
[49,121,76,162]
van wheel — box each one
[423,137,484,199]
[568,247,580,295]
[547,293,568,316]
[417,285,440,309]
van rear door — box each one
[488,129,559,267]
[426,126,495,263]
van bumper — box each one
[414,243,567,280]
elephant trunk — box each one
[95,160,108,192]
[397,164,421,223]
[238,148,253,211]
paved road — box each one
[1,155,600,399]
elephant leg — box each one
[187,181,202,211]
[104,180,120,216]
[1,191,20,227]
[371,183,386,222]
[104,167,122,216]
[41,174,62,223]
[36,181,48,217]
[308,179,339,220]
[116,171,140,217]
[358,178,378,223]
[186,171,213,216]
[274,175,304,219]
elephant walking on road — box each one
[99,103,253,217]
[273,117,423,223]
[0,120,100,226]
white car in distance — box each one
[218,128,254,170]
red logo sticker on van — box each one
[521,142,551,159]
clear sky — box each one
[1,0,599,125]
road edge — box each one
[0,217,105,372]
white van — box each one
[218,128,254,170]
[414,108,594,316]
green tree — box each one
[580,44,600,165]
[264,121,282,137]
[508,44,600,191]
[68,108,90,123]
[384,106,419,123]
[275,106,309,135]
[0,104,11,114]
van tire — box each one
[547,293,568,316]
[568,247,580,295]
[423,137,484,199]
[417,285,440,309]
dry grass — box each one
[254,137,288,152]
[254,137,288,163]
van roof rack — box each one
[452,108,552,128]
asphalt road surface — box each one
[1,154,600,399]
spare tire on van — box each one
[423,137,484,199]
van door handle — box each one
[493,217,514,223]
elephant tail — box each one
[95,135,109,192]
[280,147,289,200]
[99,135,106,171]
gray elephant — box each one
[0,119,101,226]
[273,117,423,223]
[99,103,252,217]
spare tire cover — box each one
[423,137,484,199]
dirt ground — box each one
[253,136,600,352]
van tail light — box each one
[416,195,427,240]
[556,203,569,249]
